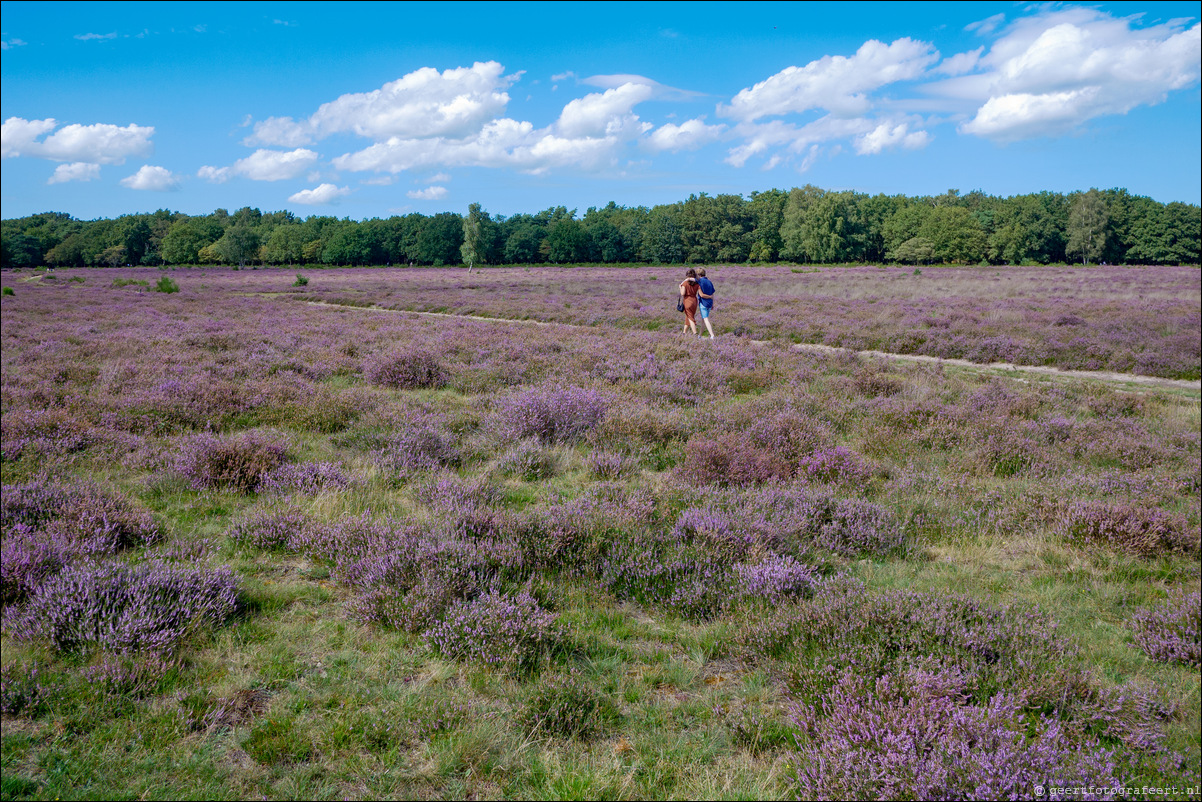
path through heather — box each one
[305,299,1202,394]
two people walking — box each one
[679,268,715,339]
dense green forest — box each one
[2,185,1199,268]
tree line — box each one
[2,186,1198,269]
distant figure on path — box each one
[696,268,715,339]
[679,268,700,336]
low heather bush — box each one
[732,554,820,604]
[743,577,1075,708]
[1,478,162,602]
[1,408,93,461]
[799,446,874,485]
[1,532,66,605]
[790,668,1120,801]
[354,568,476,634]
[495,438,558,480]
[0,662,59,717]
[1054,501,1195,556]
[518,674,622,740]
[258,461,353,493]
[678,432,792,486]
[6,562,240,655]
[599,514,742,619]
[364,347,448,390]
[494,386,609,443]
[228,506,314,550]
[174,432,288,493]
[422,587,566,674]
[374,424,459,477]
[974,425,1041,477]
[81,654,178,698]
[1128,590,1200,667]
[583,449,637,479]
[2,477,161,552]
[817,498,906,557]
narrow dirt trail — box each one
[303,300,1202,395]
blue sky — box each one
[2,1,1199,221]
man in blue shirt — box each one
[696,268,716,339]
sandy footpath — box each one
[304,300,1201,394]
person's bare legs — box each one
[702,317,714,338]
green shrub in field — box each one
[293,274,308,286]
[155,276,179,294]
[518,675,622,740]
[112,278,150,288]
[2,286,13,296]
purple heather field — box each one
[0,264,1199,800]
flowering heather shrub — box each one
[973,424,1041,477]
[1,532,68,606]
[583,449,637,479]
[1128,590,1200,666]
[354,569,476,634]
[1071,680,1177,753]
[0,408,93,460]
[1054,501,1195,556]
[494,386,609,443]
[174,432,287,493]
[496,438,558,480]
[851,364,904,397]
[363,347,448,390]
[0,662,59,717]
[228,506,314,550]
[678,432,792,486]
[422,587,566,674]
[736,484,835,553]
[518,674,622,740]
[745,409,836,463]
[6,561,239,655]
[81,655,177,698]
[672,508,754,563]
[799,446,874,485]
[743,577,1072,704]
[374,424,460,477]
[599,512,745,619]
[258,461,353,493]
[414,472,501,515]
[817,498,906,557]
[1,479,163,603]
[732,554,819,604]
[790,668,1120,801]
[589,399,692,453]
[1,477,161,553]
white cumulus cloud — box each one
[247,61,519,146]
[199,148,319,182]
[721,37,939,121]
[853,122,931,154]
[288,183,351,205]
[556,82,654,138]
[197,165,230,183]
[47,162,101,184]
[407,185,448,200]
[645,118,726,152]
[120,165,180,190]
[74,32,117,41]
[1,117,154,163]
[930,8,1202,141]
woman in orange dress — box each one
[679,268,700,336]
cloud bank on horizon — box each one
[1,4,1199,209]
